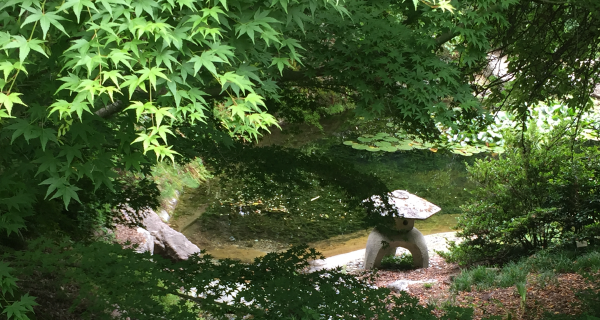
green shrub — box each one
[526,250,558,273]
[554,254,577,273]
[450,248,600,293]
[527,251,575,273]
[471,266,498,291]
[452,272,474,292]
[449,125,600,265]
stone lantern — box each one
[363,190,441,270]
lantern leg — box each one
[364,227,429,270]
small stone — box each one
[387,280,410,292]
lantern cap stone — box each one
[368,190,441,220]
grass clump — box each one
[574,251,600,273]
[451,266,497,292]
[496,261,528,288]
[380,253,414,270]
[535,270,559,288]
[526,250,574,273]
[151,158,212,209]
[451,247,600,292]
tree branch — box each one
[95,100,126,118]
[435,27,461,47]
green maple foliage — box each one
[1,0,600,317]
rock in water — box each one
[141,209,200,260]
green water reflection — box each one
[173,119,476,260]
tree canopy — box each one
[2,0,600,318]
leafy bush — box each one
[448,124,600,265]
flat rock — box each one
[142,209,200,260]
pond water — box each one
[171,116,478,262]
[178,212,459,263]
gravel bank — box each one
[308,231,461,272]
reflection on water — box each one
[172,114,471,263]
[187,214,458,263]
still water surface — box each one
[179,213,458,263]
[173,118,472,262]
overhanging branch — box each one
[95,100,126,118]
[434,4,504,47]
[435,27,461,46]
